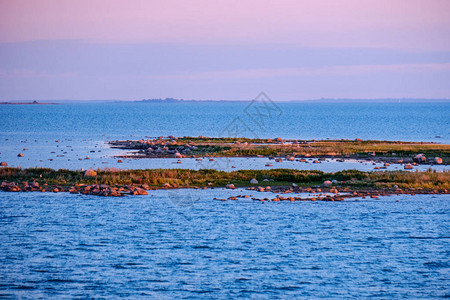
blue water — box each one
[1,102,449,142]
[0,191,448,298]
[0,102,449,170]
[1,102,449,298]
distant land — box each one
[1,98,449,104]
[0,100,58,105]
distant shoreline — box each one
[1,99,449,104]
[0,101,58,105]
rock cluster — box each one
[0,181,151,197]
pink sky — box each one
[1,0,449,49]
[0,0,449,100]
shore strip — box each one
[109,136,449,165]
[1,167,448,199]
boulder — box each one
[323,180,332,187]
[434,157,443,164]
[413,154,426,163]
[84,169,97,177]
[174,152,183,158]
[404,163,413,169]
[17,153,24,157]
[162,183,171,188]
[250,178,258,184]
[226,184,235,189]
[134,188,148,195]
[0,162,7,166]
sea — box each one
[0,101,449,298]
[0,101,449,171]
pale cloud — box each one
[141,63,450,80]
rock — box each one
[162,183,171,188]
[413,154,426,163]
[226,184,235,189]
[0,162,7,166]
[331,179,338,184]
[117,159,123,163]
[323,180,332,187]
[250,178,258,184]
[31,182,39,188]
[84,169,98,177]
[404,163,413,169]
[292,183,298,187]
[141,183,150,190]
[434,157,443,164]
[134,188,148,195]
[174,152,183,158]
[17,153,24,157]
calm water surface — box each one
[1,102,449,298]
[0,191,449,298]
[0,102,449,170]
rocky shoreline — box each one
[1,179,448,200]
[109,136,449,166]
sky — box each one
[0,0,449,101]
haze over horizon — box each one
[1,0,449,101]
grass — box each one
[1,167,449,191]
[111,137,450,162]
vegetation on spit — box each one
[1,167,449,191]
[109,137,450,163]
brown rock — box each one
[134,188,148,195]
[434,157,443,164]
[84,169,97,177]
